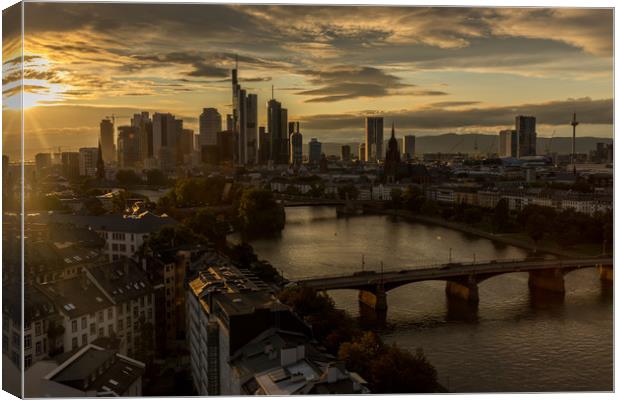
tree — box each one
[420,200,440,216]
[116,169,142,185]
[492,198,510,232]
[525,213,546,252]
[390,188,403,209]
[370,345,438,393]
[146,169,168,186]
[338,184,359,201]
[237,188,285,235]
[111,190,129,213]
[338,332,383,378]
[402,185,425,212]
[185,209,226,244]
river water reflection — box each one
[243,206,612,392]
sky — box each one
[1,3,614,160]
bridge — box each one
[295,257,613,312]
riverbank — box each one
[366,208,591,258]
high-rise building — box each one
[178,128,194,163]
[199,108,222,148]
[258,126,270,165]
[341,145,351,162]
[365,117,384,162]
[78,147,98,177]
[117,126,140,168]
[515,115,536,157]
[35,153,52,175]
[226,114,233,131]
[289,122,302,166]
[232,63,259,165]
[308,138,322,164]
[499,129,518,158]
[402,135,416,160]
[131,112,153,163]
[99,118,115,163]
[61,152,80,179]
[268,98,289,165]
[152,113,182,169]
[358,143,366,162]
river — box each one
[244,206,613,392]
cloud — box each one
[300,97,612,130]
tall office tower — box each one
[365,116,384,162]
[515,115,536,157]
[99,118,115,163]
[308,138,322,164]
[78,147,99,177]
[341,145,351,162]
[131,112,153,163]
[498,129,518,157]
[178,129,194,163]
[267,98,289,165]
[402,135,416,160]
[226,114,233,131]
[199,108,222,147]
[289,122,303,166]
[231,62,259,165]
[246,94,258,164]
[152,113,182,169]
[61,152,80,179]
[216,130,235,164]
[258,126,270,164]
[359,143,366,162]
[35,153,52,175]
[117,126,140,168]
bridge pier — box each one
[445,276,479,304]
[358,287,387,312]
[597,264,613,281]
[528,268,565,293]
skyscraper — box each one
[131,112,153,163]
[402,135,416,160]
[232,61,259,165]
[152,113,182,170]
[61,152,80,179]
[199,108,222,148]
[268,98,289,165]
[499,129,518,157]
[78,147,99,177]
[365,117,384,162]
[308,138,322,164]
[178,129,194,163]
[99,118,115,163]
[289,122,302,166]
[258,126,270,164]
[358,143,366,162]
[117,126,140,168]
[515,115,536,157]
[341,145,351,162]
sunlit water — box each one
[241,207,613,392]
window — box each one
[98,327,104,337]
[35,322,42,336]
[81,317,87,330]
[118,319,124,330]
[35,341,42,355]
[71,320,78,333]
[119,244,127,252]
[25,355,32,369]
[112,243,119,251]
[140,297,144,307]
[133,307,138,318]
[90,323,96,335]
[147,295,151,305]
[131,245,135,252]
[98,311,103,323]
[108,325,113,336]
[72,337,78,350]
[82,334,87,346]
[108,308,113,319]
[25,334,31,349]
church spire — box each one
[391,121,395,138]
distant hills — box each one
[308,133,613,157]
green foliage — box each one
[369,345,438,393]
[144,225,203,251]
[146,169,168,186]
[173,176,227,207]
[492,198,510,232]
[116,169,142,185]
[237,188,285,235]
[184,209,226,244]
[402,185,426,212]
[390,188,403,209]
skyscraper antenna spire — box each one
[571,111,579,175]
[271,84,274,100]
[391,121,395,138]
[235,54,238,71]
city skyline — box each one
[2,4,613,160]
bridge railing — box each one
[293,257,536,281]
